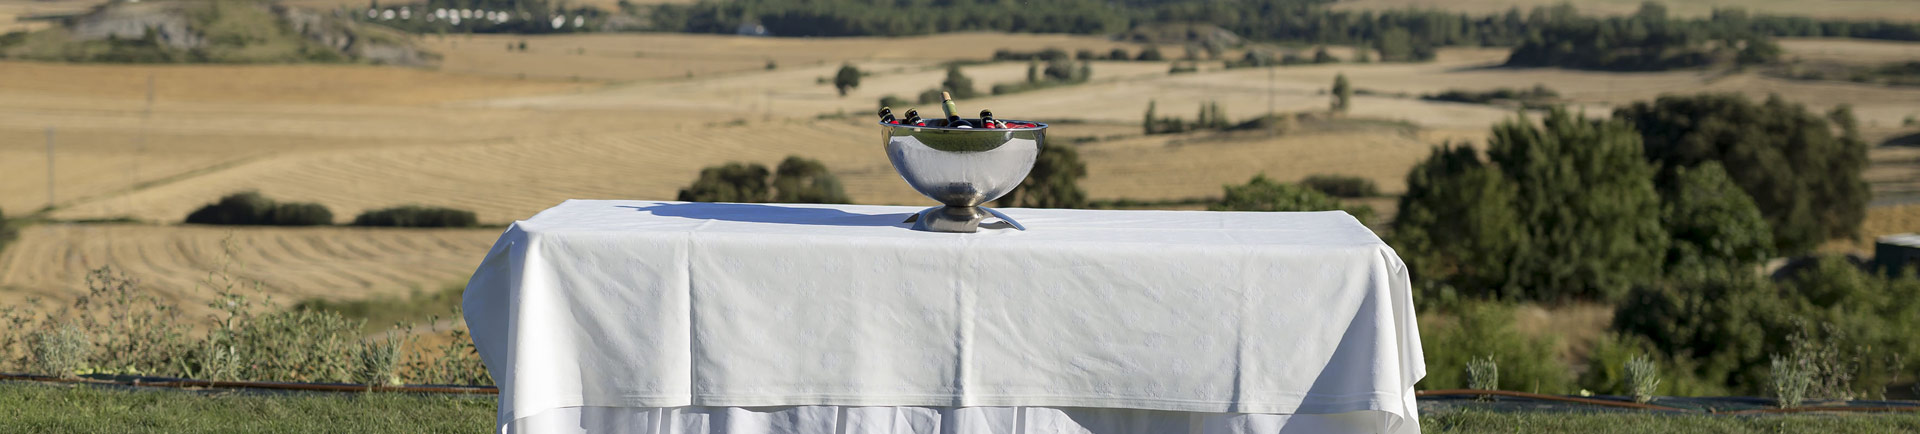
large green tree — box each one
[999,144,1087,209]
[1395,109,1667,302]
[941,64,976,98]
[676,163,771,203]
[1659,162,1773,272]
[771,156,851,204]
[832,63,861,96]
[1331,73,1351,113]
[1488,109,1668,302]
[0,208,15,254]
[1616,93,1869,254]
[1392,144,1526,298]
[1210,174,1374,223]
[678,157,852,203]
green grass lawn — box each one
[0,382,493,434]
[4,381,1919,433]
[1423,409,1920,433]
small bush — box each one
[1211,174,1376,223]
[679,156,853,204]
[230,309,366,383]
[266,203,333,226]
[184,192,333,226]
[771,156,851,204]
[1420,301,1573,393]
[352,206,479,228]
[878,95,908,111]
[184,192,273,225]
[356,334,405,387]
[916,88,944,105]
[1467,355,1499,392]
[1136,46,1164,61]
[1626,354,1661,403]
[1300,174,1379,198]
[1773,356,1813,408]
[0,261,492,386]
[0,207,16,254]
[677,163,772,203]
[30,324,90,378]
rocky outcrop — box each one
[67,1,203,50]
[276,4,431,66]
[53,0,430,65]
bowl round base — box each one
[904,205,1026,233]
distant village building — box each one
[1874,233,1920,275]
[736,22,770,36]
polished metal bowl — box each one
[882,118,1046,232]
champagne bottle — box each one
[878,107,896,123]
[979,109,999,128]
[941,92,971,128]
[903,109,922,125]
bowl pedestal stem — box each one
[903,205,1026,233]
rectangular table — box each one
[463,200,1425,434]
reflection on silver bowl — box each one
[882,118,1046,233]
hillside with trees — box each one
[0,0,429,64]
[627,0,1920,69]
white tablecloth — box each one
[463,200,1424,434]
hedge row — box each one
[184,193,477,228]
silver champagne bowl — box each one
[881,118,1046,232]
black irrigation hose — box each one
[1416,389,1920,414]
[6,375,1917,414]
[0,373,496,394]
[1417,389,1691,412]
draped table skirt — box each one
[509,405,1396,434]
[466,201,1426,434]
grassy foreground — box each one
[0,383,493,434]
[1423,409,1920,433]
[4,382,1919,433]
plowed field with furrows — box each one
[0,224,498,317]
[45,121,926,224]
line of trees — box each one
[184,192,481,227]
[676,156,851,204]
[640,0,1920,52]
[1396,94,1866,303]
[1389,93,1893,396]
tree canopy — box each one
[1616,93,1869,254]
[833,64,861,97]
[1395,109,1667,302]
[999,144,1087,209]
[1210,174,1375,222]
[771,156,852,204]
[678,157,851,204]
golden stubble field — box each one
[2,31,1919,314]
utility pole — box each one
[1267,64,1276,136]
[132,73,153,214]
[45,127,55,209]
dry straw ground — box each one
[1,31,1918,318]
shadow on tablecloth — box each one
[616,203,916,228]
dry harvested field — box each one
[1331,0,1920,21]
[0,223,499,318]
[3,32,1920,309]
[0,0,92,33]
[420,32,1155,82]
[1779,38,1920,65]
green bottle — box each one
[941,92,972,127]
